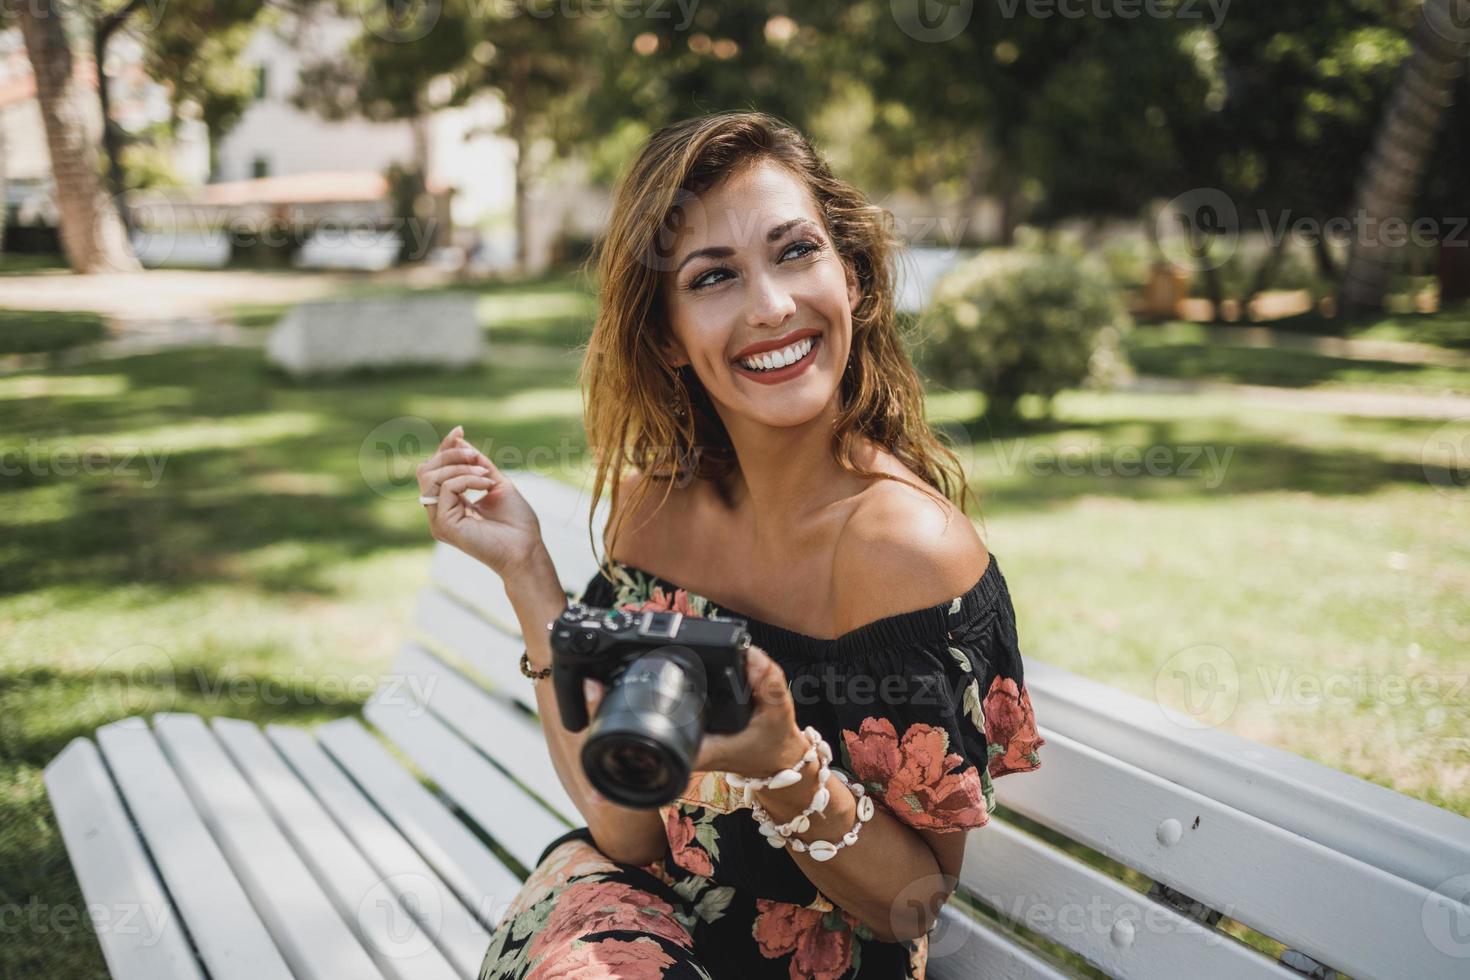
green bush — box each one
[920,238,1132,420]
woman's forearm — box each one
[502,548,666,864]
[751,745,948,943]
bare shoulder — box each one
[603,469,696,566]
[831,476,990,634]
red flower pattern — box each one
[625,586,695,615]
[752,898,863,980]
[841,717,989,832]
[981,676,1046,776]
[526,937,676,980]
[662,807,715,878]
[528,881,692,962]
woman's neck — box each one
[715,391,877,550]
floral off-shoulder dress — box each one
[478,553,1046,980]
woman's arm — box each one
[414,425,666,866]
[694,650,962,945]
[504,546,667,865]
[750,732,965,943]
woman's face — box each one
[661,158,860,430]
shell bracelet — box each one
[729,726,876,862]
[723,725,827,807]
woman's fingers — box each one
[583,678,605,718]
[744,645,789,708]
[417,463,490,495]
[437,473,497,508]
[453,435,499,477]
[419,445,484,475]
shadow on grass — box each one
[1124,338,1470,391]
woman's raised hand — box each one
[692,645,806,779]
[416,425,545,575]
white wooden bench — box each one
[45,470,1470,979]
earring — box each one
[670,366,688,417]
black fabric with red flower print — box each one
[483,554,1046,980]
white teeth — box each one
[739,336,814,372]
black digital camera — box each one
[548,601,755,808]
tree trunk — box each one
[1338,0,1470,315]
[0,116,8,254]
[93,19,134,239]
[14,0,138,272]
[1245,236,1286,318]
[509,54,531,275]
[1440,237,1470,303]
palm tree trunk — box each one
[14,0,138,272]
[1339,0,1470,315]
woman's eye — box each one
[690,268,730,290]
[687,241,821,291]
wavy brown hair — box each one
[578,110,978,570]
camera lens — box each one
[588,738,674,797]
[580,647,708,808]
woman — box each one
[416,111,1046,980]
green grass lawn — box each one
[0,310,108,356]
[1126,319,1470,394]
[2,273,1467,977]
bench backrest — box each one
[405,470,1470,980]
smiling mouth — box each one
[733,335,820,373]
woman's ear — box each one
[662,338,689,370]
[846,263,861,314]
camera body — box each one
[548,601,755,807]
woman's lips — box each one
[731,335,821,385]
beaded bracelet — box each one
[723,725,825,807]
[752,766,875,862]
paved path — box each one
[0,267,456,318]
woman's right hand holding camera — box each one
[416,424,545,577]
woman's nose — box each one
[745,270,797,328]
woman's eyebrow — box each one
[674,217,820,274]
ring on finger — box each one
[418,495,438,506]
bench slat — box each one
[430,543,524,635]
[93,718,293,980]
[150,713,387,980]
[926,904,1074,980]
[212,718,462,980]
[510,470,607,576]
[961,819,1301,980]
[993,725,1466,980]
[413,587,535,714]
[366,674,569,870]
[393,644,580,822]
[43,738,207,980]
[316,717,524,927]
[268,723,492,980]
[1024,658,1470,895]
